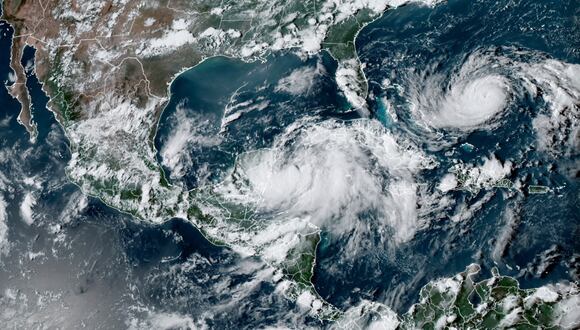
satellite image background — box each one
[0,0,578,328]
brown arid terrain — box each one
[2,0,398,221]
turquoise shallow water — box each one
[154,52,352,188]
[155,0,579,315]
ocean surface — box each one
[1,0,578,327]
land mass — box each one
[338,264,579,329]
[2,0,441,320]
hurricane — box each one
[386,47,580,153]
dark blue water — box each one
[0,18,309,328]
[1,0,578,326]
[323,0,580,312]
[153,0,579,316]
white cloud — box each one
[406,51,512,131]
[528,60,580,156]
[396,49,579,160]
[554,294,580,329]
[437,173,457,192]
[336,59,369,112]
[0,195,9,258]
[216,118,434,246]
[335,300,400,330]
[139,19,196,57]
[127,311,199,330]
[160,104,222,180]
[444,155,512,194]
[20,192,36,225]
[221,95,269,133]
[275,60,326,96]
